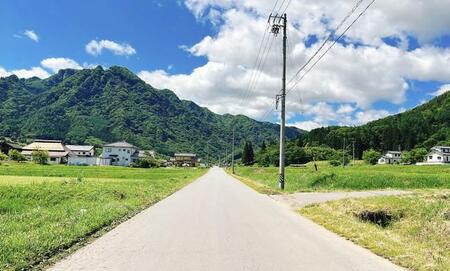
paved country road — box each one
[50,167,404,271]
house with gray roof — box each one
[426,146,450,164]
[100,141,140,167]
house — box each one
[100,141,139,167]
[66,145,97,166]
[21,139,70,164]
[426,146,450,164]
[0,140,22,155]
[378,151,402,164]
[174,153,197,167]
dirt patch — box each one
[357,210,398,228]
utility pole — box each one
[269,13,287,190]
[342,137,346,168]
[352,141,355,165]
[232,128,235,174]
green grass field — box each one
[231,163,450,193]
[0,163,206,270]
[300,191,450,271]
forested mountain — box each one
[0,66,303,157]
[305,92,450,158]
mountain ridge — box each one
[0,66,304,157]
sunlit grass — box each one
[231,163,450,193]
[0,163,206,270]
[300,191,450,271]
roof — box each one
[22,140,66,152]
[104,141,138,149]
[22,150,70,158]
[138,150,155,158]
[386,151,402,154]
[432,146,450,149]
[0,141,23,149]
[175,153,197,157]
[66,145,94,152]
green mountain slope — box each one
[0,66,303,156]
[306,92,450,158]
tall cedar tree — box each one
[242,141,255,166]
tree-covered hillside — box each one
[305,92,450,158]
[0,66,303,156]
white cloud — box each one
[290,121,323,132]
[0,67,12,78]
[41,58,82,73]
[433,84,450,96]
[24,30,39,42]
[10,67,50,79]
[137,0,450,128]
[85,39,136,56]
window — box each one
[123,149,126,152]
[127,150,130,153]
[50,158,56,161]
[125,158,129,161]
[429,156,433,159]
[107,148,112,152]
[438,156,442,160]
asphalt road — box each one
[50,167,403,271]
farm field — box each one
[0,162,206,271]
[232,163,450,194]
[300,191,450,271]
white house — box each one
[100,141,139,167]
[66,145,97,166]
[426,146,450,164]
[21,140,70,164]
[378,151,402,164]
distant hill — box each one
[0,66,304,157]
[305,91,450,158]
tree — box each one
[363,149,381,165]
[8,149,26,162]
[32,149,49,165]
[401,148,428,164]
[242,141,255,166]
[0,152,8,161]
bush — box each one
[0,152,8,161]
[8,150,26,162]
[329,160,341,167]
[402,148,428,164]
[32,150,49,165]
[363,149,381,165]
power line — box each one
[286,0,366,89]
[287,0,376,95]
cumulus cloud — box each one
[41,58,82,73]
[9,67,50,79]
[433,84,450,96]
[85,39,136,56]
[24,30,39,42]
[138,0,450,128]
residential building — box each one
[100,141,139,167]
[66,145,97,166]
[0,140,22,155]
[378,151,402,164]
[21,139,70,164]
[426,146,450,164]
[174,153,197,167]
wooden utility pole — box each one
[232,128,235,174]
[269,13,287,190]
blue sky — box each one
[1,0,450,130]
[0,0,209,74]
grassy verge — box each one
[300,191,450,271]
[232,163,450,193]
[0,163,206,270]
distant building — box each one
[66,145,97,166]
[0,140,22,155]
[21,139,70,164]
[378,151,402,165]
[174,153,197,167]
[100,141,139,167]
[138,150,155,159]
[426,146,450,164]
